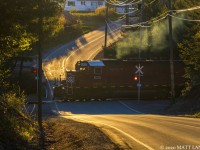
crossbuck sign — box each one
[135,64,144,75]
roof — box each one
[88,60,105,67]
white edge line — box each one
[101,123,154,150]
[63,116,153,150]
[119,101,144,114]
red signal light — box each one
[134,76,138,81]
[33,68,37,75]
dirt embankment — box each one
[43,117,120,150]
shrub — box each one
[95,6,116,19]
[0,91,36,149]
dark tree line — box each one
[146,0,200,95]
[0,0,65,148]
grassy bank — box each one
[43,11,105,51]
[43,117,120,150]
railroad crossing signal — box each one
[33,68,38,80]
[135,64,144,103]
[135,64,144,75]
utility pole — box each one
[139,0,145,58]
[104,2,109,50]
[137,0,145,102]
[167,0,175,101]
[141,0,145,22]
[38,0,44,146]
[125,5,129,25]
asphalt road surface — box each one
[42,100,200,150]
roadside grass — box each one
[43,117,121,150]
[181,112,200,118]
[72,12,105,28]
[192,112,200,118]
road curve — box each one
[51,100,200,150]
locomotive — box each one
[54,59,184,100]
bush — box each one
[95,6,116,19]
[0,91,36,149]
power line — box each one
[114,8,138,15]
[122,7,200,29]
[151,14,168,24]
[109,0,140,6]
[109,0,131,5]
[171,6,200,13]
[169,14,200,22]
[122,11,168,28]
[105,0,141,6]
[145,0,158,6]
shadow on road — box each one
[49,100,170,115]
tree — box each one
[175,0,200,95]
[178,25,200,95]
[0,0,66,148]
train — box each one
[54,59,184,100]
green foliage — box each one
[175,0,200,95]
[179,29,200,95]
[0,0,66,147]
[143,0,167,21]
[39,0,66,40]
[0,91,35,149]
[192,112,200,118]
[44,11,106,50]
[95,6,117,20]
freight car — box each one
[54,59,184,100]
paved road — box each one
[47,100,200,150]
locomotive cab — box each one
[67,60,105,87]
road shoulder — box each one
[43,117,121,150]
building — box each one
[64,0,138,16]
[65,0,105,11]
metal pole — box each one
[126,5,129,25]
[104,2,108,49]
[138,0,144,102]
[38,0,44,146]
[37,57,39,96]
[167,0,175,101]
[138,65,141,102]
[60,75,62,86]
